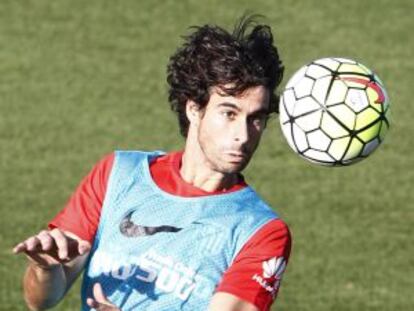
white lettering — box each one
[89,249,205,301]
[252,274,277,294]
[136,257,159,283]
[175,277,196,300]
[111,265,136,280]
[156,267,180,292]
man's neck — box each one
[180,148,239,193]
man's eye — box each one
[249,115,268,127]
[223,111,236,119]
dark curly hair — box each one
[167,15,284,137]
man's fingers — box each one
[93,283,111,304]
[78,240,91,255]
[13,242,27,254]
[86,298,118,311]
[86,297,99,308]
[13,231,55,255]
[49,229,90,259]
[37,230,54,251]
[86,283,120,311]
[13,229,90,273]
[25,236,42,252]
[49,229,69,260]
[13,236,42,253]
[13,229,90,264]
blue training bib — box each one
[81,151,278,310]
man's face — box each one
[196,85,270,174]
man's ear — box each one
[186,100,201,126]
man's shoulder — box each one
[259,218,291,239]
[241,218,292,260]
[114,149,166,157]
[111,150,166,166]
[240,189,280,215]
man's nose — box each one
[234,119,249,144]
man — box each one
[13,16,291,311]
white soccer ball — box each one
[279,57,390,166]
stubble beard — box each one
[197,135,251,175]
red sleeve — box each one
[48,153,114,243]
[215,219,292,311]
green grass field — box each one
[1,0,413,310]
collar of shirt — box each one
[149,151,247,197]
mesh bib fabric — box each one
[81,151,278,310]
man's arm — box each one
[209,292,259,311]
[213,219,292,311]
[13,228,91,311]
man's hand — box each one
[86,283,120,311]
[13,228,91,268]
[13,228,91,310]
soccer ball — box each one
[279,57,390,166]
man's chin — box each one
[220,160,249,174]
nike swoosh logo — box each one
[336,76,385,104]
[119,211,182,238]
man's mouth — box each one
[225,151,248,162]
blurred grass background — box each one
[0,0,413,310]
